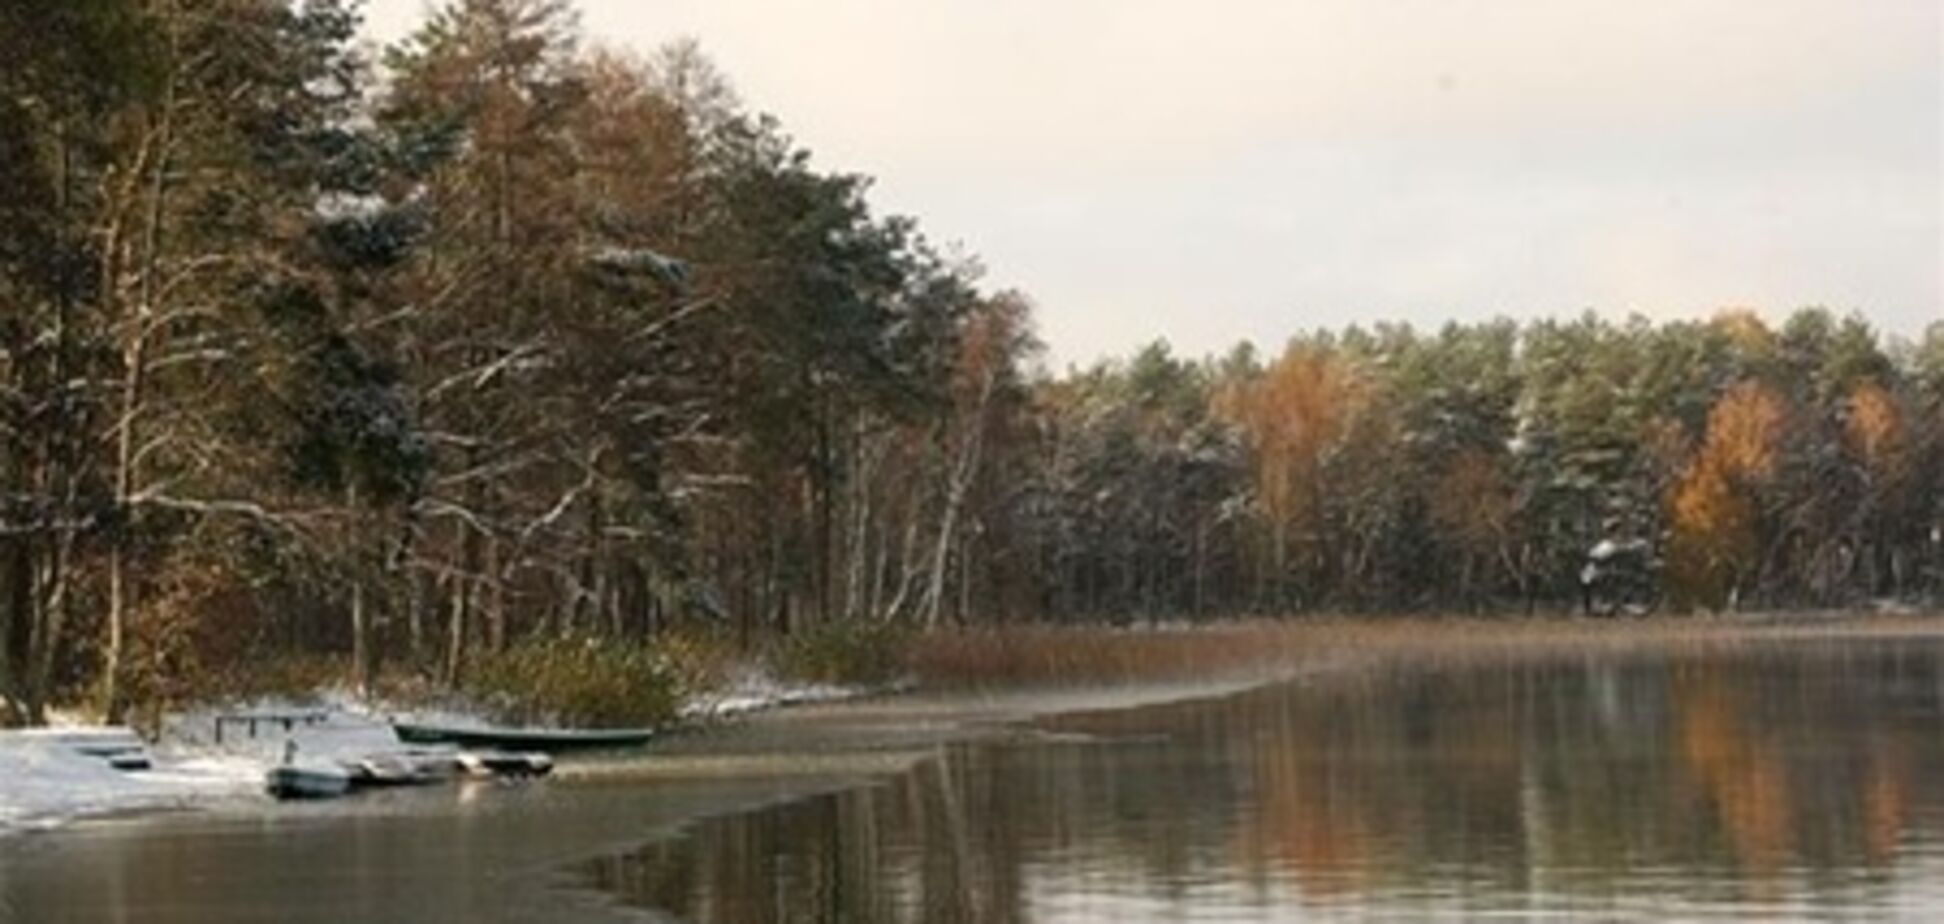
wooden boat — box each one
[346,752,453,788]
[265,762,352,800]
[392,721,653,752]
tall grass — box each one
[906,613,1944,687]
[775,620,910,686]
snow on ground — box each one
[0,673,868,835]
[1,695,437,836]
[160,696,424,765]
[678,669,864,722]
[0,729,259,833]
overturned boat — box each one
[265,742,552,800]
[344,750,458,788]
[392,721,653,753]
[265,761,353,800]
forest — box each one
[2,0,1940,725]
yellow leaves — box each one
[1843,382,1905,478]
[1704,381,1785,483]
[1669,458,1752,560]
[1215,344,1361,528]
[1664,380,1787,609]
[1711,309,1775,356]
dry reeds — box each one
[905,613,1944,688]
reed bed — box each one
[905,612,1944,687]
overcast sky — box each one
[363,0,1940,366]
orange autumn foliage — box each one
[1216,344,1361,537]
[1703,382,1786,482]
[1665,381,1788,609]
[1844,382,1906,484]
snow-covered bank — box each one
[678,669,870,722]
[0,699,424,834]
[0,728,259,833]
[0,673,871,836]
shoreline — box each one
[561,610,1944,789]
[904,610,1944,686]
[4,611,1940,838]
[544,614,1944,920]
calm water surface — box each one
[8,638,1944,922]
[590,640,1944,922]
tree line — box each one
[2,0,1939,724]
[1038,313,1941,623]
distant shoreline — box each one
[598,610,1944,779]
[902,610,1944,687]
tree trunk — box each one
[406,566,424,665]
[350,577,370,697]
[881,485,926,623]
[21,116,78,727]
[102,44,180,723]
[28,528,77,725]
[844,414,873,621]
[813,381,834,626]
[343,485,372,696]
[393,513,421,665]
[0,542,28,725]
[958,526,975,625]
[486,535,505,651]
[104,546,129,720]
[921,371,994,628]
[444,518,475,685]
[1193,520,1207,619]
[495,539,512,648]
[445,575,468,686]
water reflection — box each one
[585,640,1944,921]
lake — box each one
[7,636,1944,922]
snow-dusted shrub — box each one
[465,636,682,729]
[776,620,909,686]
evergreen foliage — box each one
[0,0,1937,720]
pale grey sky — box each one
[363,0,1941,365]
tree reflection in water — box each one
[583,640,1944,922]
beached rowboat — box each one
[265,762,352,800]
[346,752,455,788]
[392,722,653,752]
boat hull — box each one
[265,764,352,800]
[392,723,653,752]
[458,751,554,778]
[347,752,455,788]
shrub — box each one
[464,636,683,728]
[776,619,910,686]
[652,628,741,694]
